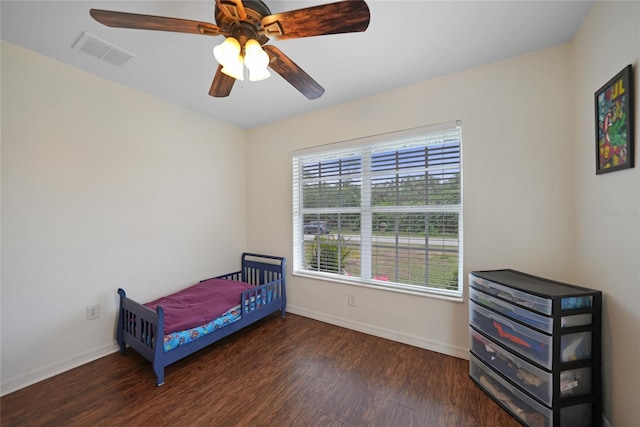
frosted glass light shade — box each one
[221,55,244,80]
[213,37,240,66]
[249,67,271,81]
[244,39,270,82]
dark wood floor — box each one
[1,314,520,427]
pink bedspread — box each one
[144,278,252,334]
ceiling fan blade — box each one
[261,0,370,40]
[215,0,247,20]
[90,9,225,36]
[263,45,325,100]
[209,65,236,97]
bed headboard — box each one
[241,252,286,286]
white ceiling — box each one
[1,0,593,129]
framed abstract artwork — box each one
[595,64,634,174]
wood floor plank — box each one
[1,314,520,427]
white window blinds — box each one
[293,122,462,297]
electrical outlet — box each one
[348,294,356,306]
[87,304,100,320]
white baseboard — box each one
[286,305,469,360]
[1,342,120,396]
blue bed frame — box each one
[116,253,286,386]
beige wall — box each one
[246,44,575,358]
[571,1,640,426]
[0,41,248,394]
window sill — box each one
[292,270,464,303]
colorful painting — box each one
[595,64,634,174]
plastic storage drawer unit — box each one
[468,269,602,427]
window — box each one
[293,122,462,298]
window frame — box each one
[292,122,463,300]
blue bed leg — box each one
[281,282,287,318]
[116,288,127,354]
[154,365,164,386]
[280,257,287,318]
[154,305,165,386]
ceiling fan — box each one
[90,0,370,99]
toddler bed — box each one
[116,253,286,385]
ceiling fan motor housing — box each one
[229,21,267,47]
[215,0,271,45]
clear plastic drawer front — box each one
[470,327,553,405]
[470,354,552,427]
[561,313,592,328]
[561,331,592,362]
[470,287,553,333]
[561,403,593,427]
[559,368,592,399]
[470,300,553,369]
[470,274,552,315]
[561,296,593,311]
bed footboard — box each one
[116,289,166,385]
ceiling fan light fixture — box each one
[213,36,240,66]
[221,55,245,80]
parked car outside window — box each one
[303,221,330,234]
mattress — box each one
[161,305,242,352]
[144,278,253,334]
[144,278,273,352]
